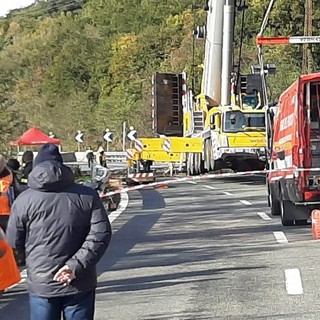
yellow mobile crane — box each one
[183,0,267,175]
[127,0,267,179]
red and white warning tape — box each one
[100,167,320,198]
[100,169,266,198]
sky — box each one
[0,0,35,17]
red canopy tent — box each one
[10,127,61,146]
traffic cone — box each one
[311,210,320,240]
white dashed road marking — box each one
[273,231,288,244]
[188,181,197,184]
[204,185,216,190]
[223,191,233,196]
[285,269,303,295]
[257,212,272,221]
[240,200,252,206]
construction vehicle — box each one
[183,0,268,175]
[256,0,320,226]
[126,0,267,178]
[266,73,320,226]
[174,0,266,175]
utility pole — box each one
[303,0,313,74]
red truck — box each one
[267,73,320,226]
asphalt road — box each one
[2,174,320,320]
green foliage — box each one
[0,0,318,149]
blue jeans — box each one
[29,290,95,320]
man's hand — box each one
[53,265,76,286]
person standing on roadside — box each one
[5,158,28,267]
[7,158,28,198]
[20,151,34,184]
[6,143,112,320]
[0,154,14,233]
[98,150,107,167]
[85,147,94,169]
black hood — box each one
[28,160,74,191]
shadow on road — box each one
[0,284,29,319]
[97,189,166,275]
[96,265,264,294]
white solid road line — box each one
[273,231,289,244]
[204,185,216,190]
[285,269,304,295]
[240,200,252,205]
[108,192,129,223]
[257,212,272,221]
[223,191,233,196]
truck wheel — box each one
[268,186,281,216]
[280,200,295,226]
[200,160,206,174]
[187,154,195,176]
[189,153,196,176]
[210,147,216,171]
[204,140,211,171]
[194,154,201,175]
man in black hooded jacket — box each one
[6,143,112,320]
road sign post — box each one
[122,121,126,151]
[127,126,137,148]
[103,129,114,152]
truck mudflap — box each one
[282,176,304,203]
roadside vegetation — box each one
[0,0,318,152]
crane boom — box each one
[221,0,235,106]
[203,0,225,106]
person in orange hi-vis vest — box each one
[0,154,14,233]
[0,226,21,297]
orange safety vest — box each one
[0,172,13,215]
[0,227,21,290]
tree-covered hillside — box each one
[0,0,317,151]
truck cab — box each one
[204,106,266,172]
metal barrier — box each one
[93,164,110,182]
[105,152,126,163]
[73,151,126,164]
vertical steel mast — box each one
[221,0,235,106]
[202,0,225,106]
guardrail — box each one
[73,151,126,164]
[93,164,110,182]
[105,152,126,163]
